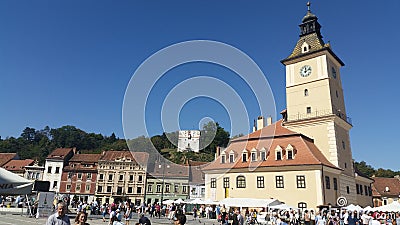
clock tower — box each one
[281,2,356,202]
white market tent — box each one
[363,206,373,212]
[162,199,174,205]
[0,167,33,195]
[269,203,298,210]
[174,198,185,204]
[343,204,363,212]
[218,198,281,208]
[185,198,204,204]
[202,198,219,205]
[373,201,400,212]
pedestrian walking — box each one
[74,212,90,225]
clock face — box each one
[331,67,337,79]
[300,65,312,77]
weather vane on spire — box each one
[307,1,311,11]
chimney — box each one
[256,116,265,131]
[266,116,273,126]
[215,146,221,159]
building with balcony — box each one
[203,3,373,209]
[95,150,148,205]
[59,153,102,203]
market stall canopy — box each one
[174,198,185,204]
[269,203,298,210]
[0,167,33,195]
[373,201,400,212]
[219,198,281,208]
[162,199,174,205]
[185,198,203,204]
[343,204,363,212]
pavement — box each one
[0,212,219,225]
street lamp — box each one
[159,162,170,205]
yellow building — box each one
[203,4,373,209]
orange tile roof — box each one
[99,150,149,165]
[372,177,400,197]
[2,159,34,171]
[47,148,75,159]
[0,153,18,166]
[203,120,338,171]
[69,153,102,163]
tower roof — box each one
[281,2,344,66]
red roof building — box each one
[372,176,400,207]
[2,159,34,176]
[59,153,102,203]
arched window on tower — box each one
[304,89,309,96]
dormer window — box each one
[242,149,248,162]
[260,147,267,161]
[251,148,257,162]
[301,42,310,53]
[275,146,283,160]
[221,152,226,164]
[229,150,235,163]
[286,144,295,160]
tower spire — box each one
[307,2,311,12]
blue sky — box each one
[1,1,399,170]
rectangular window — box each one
[174,185,179,193]
[360,184,363,195]
[119,174,124,181]
[117,187,123,195]
[229,154,234,163]
[97,186,103,193]
[276,151,282,160]
[87,173,92,179]
[333,178,338,190]
[76,183,81,191]
[365,185,368,196]
[223,177,230,188]
[85,184,90,191]
[165,184,170,193]
[47,166,52,173]
[108,174,113,181]
[201,188,205,195]
[156,184,161,193]
[257,176,265,188]
[356,184,360,194]
[66,184,71,191]
[221,155,225,163]
[211,178,216,188]
[306,107,311,114]
[107,186,112,193]
[138,175,143,182]
[55,167,60,174]
[128,187,133,193]
[147,185,152,193]
[99,174,104,180]
[276,176,284,188]
[297,175,306,188]
[325,176,330,189]
[129,175,134,181]
[242,153,247,162]
[342,141,346,149]
[53,181,58,188]
[183,186,187,193]
[77,173,82,180]
[346,186,350,194]
[251,152,256,161]
[368,187,372,196]
[137,187,142,194]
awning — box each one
[0,167,33,195]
